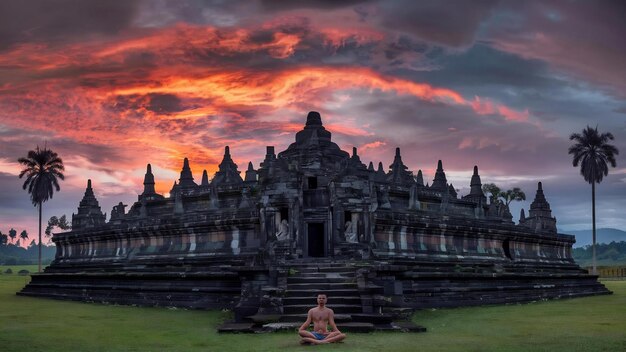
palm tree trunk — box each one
[592,182,596,275]
[38,202,42,273]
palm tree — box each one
[8,228,17,244]
[20,230,29,242]
[18,146,65,272]
[568,126,619,275]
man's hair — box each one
[316,292,327,297]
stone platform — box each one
[17,111,611,332]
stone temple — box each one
[20,111,610,332]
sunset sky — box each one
[1,0,625,244]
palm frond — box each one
[18,146,66,205]
[569,126,619,185]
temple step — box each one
[286,282,358,290]
[287,276,355,284]
[283,296,362,305]
[278,313,353,323]
[285,288,364,297]
[283,304,363,314]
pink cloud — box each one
[471,96,529,122]
[360,141,387,152]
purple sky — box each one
[0,0,624,244]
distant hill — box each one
[561,228,626,248]
[572,241,626,267]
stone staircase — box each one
[280,261,366,331]
[222,259,426,333]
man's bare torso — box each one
[309,306,332,333]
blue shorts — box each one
[311,332,327,340]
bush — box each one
[4,268,13,274]
[18,269,30,276]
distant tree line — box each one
[0,241,56,265]
[572,241,626,266]
[0,228,30,246]
[0,215,69,265]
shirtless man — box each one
[298,293,346,344]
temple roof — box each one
[448,184,457,198]
[387,147,415,186]
[72,179,106,229]
[245,162,258,182]
[78,179,100,209]
[294,111,332,145]
[520,182,556,233]
[462,165,486,204]
[469,166,483,196]
[201,170,210,187]
[143,164,155,192]
[529,182,551,211]
[278,111,349,171]
[431,160,448,191]
[212,146,243,186]
[140,164,164,201]
[375,162,387,182]
[416,170,424,187]
[169,181,179,196]
[178,158,197,190]
[345,147,368,174]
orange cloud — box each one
[0,21,536,200]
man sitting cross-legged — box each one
[298,293,346,344]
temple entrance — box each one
[307,223,325,257]
[503,239,513,260]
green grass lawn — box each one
[1,266,624,352]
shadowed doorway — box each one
[307,223,325,257]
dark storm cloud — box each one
[484,0,626,98]
[134,0,253,27]
[0,125,131,177]
[260,0,370,11]
[0,0,140,51]
[259,0,499,47]
[394,43,626,135]
[614,107,626,115]
[109,93,186,115]
[146,94,185,114]
[173,25,431,73]
[50,139,130,172]
[135,0,499,48]
[0,127,62,172]
[334,90,570,175]
[0,172,33,206]
[376,0,499,47]
[406,44,559,90]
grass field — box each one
[0,266,624,352]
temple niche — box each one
[21,111,610,333]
